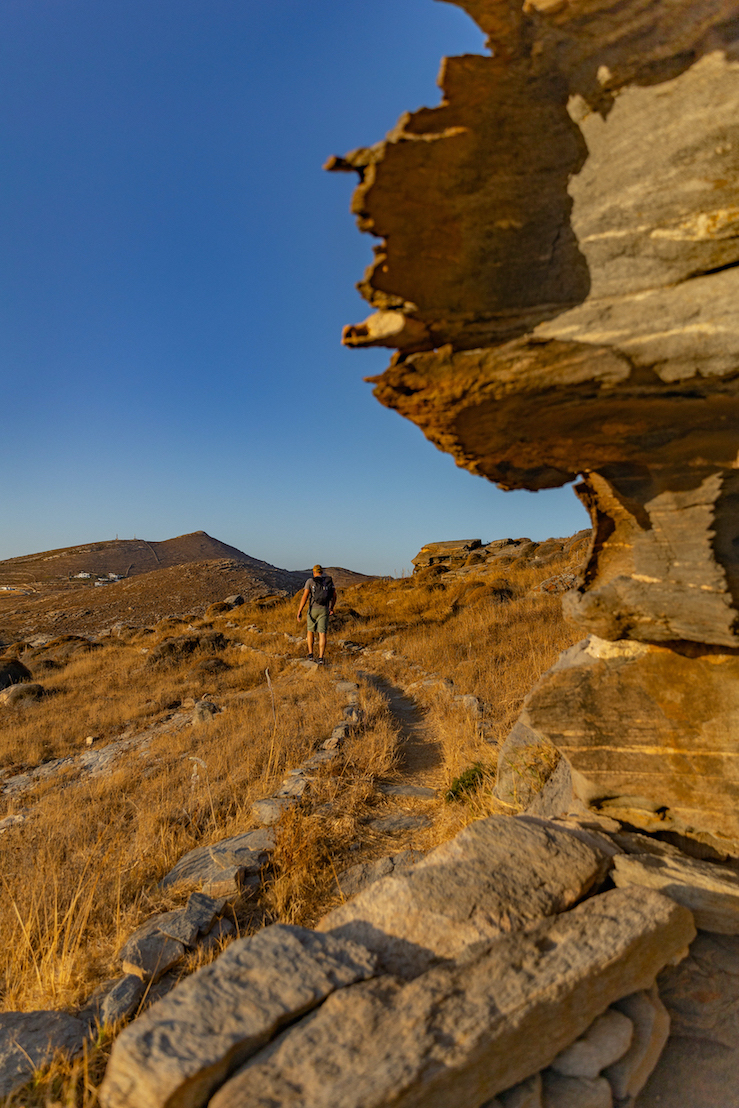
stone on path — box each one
[377,782,436,798]
[159,830,274,893]
[119,920,185,983]
[252,796,296,825]
[334,680,359,694]
[336,851,424,899]
[320,814,611,975]
[100,975,147,1025]
[657,931,739,1047]
[368,813,431,835]
[612,851,739,933]
[212,889,693,1108]
[200,917,236,954]
[603,986,670,1100]
[99,925,378,1108]
[541,1072,612,1108]
[0,1011,89,1097]
[550,1008,632,1078]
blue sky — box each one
[1,0,588,575]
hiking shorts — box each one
[307,605,329,634]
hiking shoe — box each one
[307,653,314,660]
[317,657,325,665]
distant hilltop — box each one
[0,532,377,641]
[0,532,375,591]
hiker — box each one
[297,564,336,664]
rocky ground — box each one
[0,530,736,1106]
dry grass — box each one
[0,542,585,1103]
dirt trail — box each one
[360,673,445,790]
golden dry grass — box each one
[0,542,585,1103]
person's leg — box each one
[317,632,327,659]
[306,630,314,656]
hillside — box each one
[0,530,588,1103]
[0,533,377,642]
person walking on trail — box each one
[297,564,336,664]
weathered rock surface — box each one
[319,814,610,975]
[159,830,274,893]
[635,1035,739,1108]
[524,636,739,850]
[336,850,424,899]
[212,889,693,1108]
[332,0,739,854]
[657,931,739,1047]
[0,1011,89,1097]
[612,851,739,933]
[494,714,559,811]
[99,925,378,1108]
[100,975,147,1025]
[118,918,186,982]
[367,812,431,835]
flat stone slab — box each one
[334,681,359,694]
[159,830,274,891]
[368,813,431,835]
[0,1011,89,1097]
[612,851,739,933]
[336,851,424,899]
[119,920,185,983]
[321,814,611,976]
[99,924,378,1108]
[100,975,147,1026]
[252,796,296,825]
[212,888,694,1108]
[377,783,436,798]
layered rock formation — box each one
[331,0,739,853]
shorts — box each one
[307,606,329,634]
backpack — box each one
[309,575,334,607]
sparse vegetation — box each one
[0,537,583,1102]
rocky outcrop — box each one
[100,811,703,1108]
[411,532,588,575]
[332,0,739,852]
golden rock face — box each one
[334,0,739,847]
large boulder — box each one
[211,889,694,1108]
[332,0,739,854]
[319,814,610,975]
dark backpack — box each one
[309,575,334,607]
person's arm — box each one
[297,586,310,620]
[330,586,337,614]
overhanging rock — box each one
[332,0,739,851]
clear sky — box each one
[1,0,589,576]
